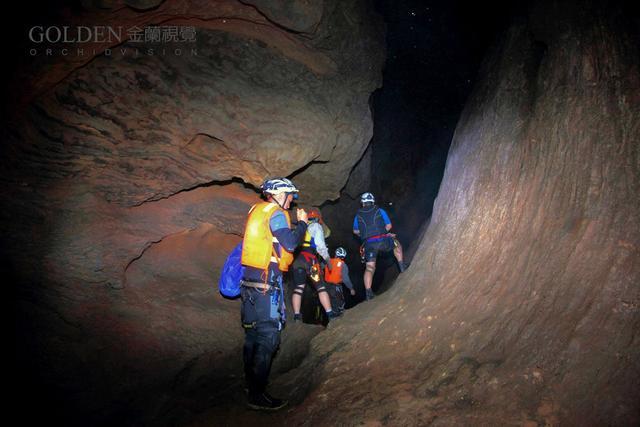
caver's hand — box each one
[297,208,308,223]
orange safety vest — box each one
[241,202,294,274]
[324,258,344,284]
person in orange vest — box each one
[291,207,340,322]
[240,177,308,411]
[324,247,356,314]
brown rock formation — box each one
[216,2,637,425]
[7,0,384,424]
[10,0,639,425]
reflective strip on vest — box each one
[302,229,314,248]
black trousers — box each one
[243,322,280,396]
[327,284,345,311]
[363,236,395,262]
[292,253,324,291]
[241,287,282,396]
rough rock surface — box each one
[7,0,384,424]
[193,2,639,425]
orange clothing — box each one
[324,258,345,284]
[241,202,294,272]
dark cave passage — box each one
[320,0,515,300]
[7,1,639,426]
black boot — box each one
[247,392,288,411]
[365,288,375,300]
[327,310,342,320]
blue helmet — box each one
[360,192,375,205]
[261,178,299,198]
[335,247,347,258]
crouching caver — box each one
[240,178,308,411]
[324,247,356,313]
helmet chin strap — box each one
[273,193,288,210]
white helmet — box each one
[261,178,299,196]
[360,192,375,204]
[335,247,347,258]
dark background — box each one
[330,0,519,301]
[371,0,516,230]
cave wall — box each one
[276,1,639,425]
[7,0,384,423]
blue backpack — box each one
[218,242,245,298]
